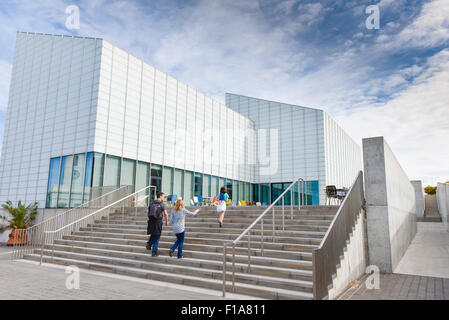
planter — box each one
[7,229,28,246]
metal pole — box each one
[282,196,285,231]
[272,207,275,242]
[232,244,236,292]
[222,243,227,297]
[261,218,264,256]
[247,231,251,273]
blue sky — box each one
[0,0,448,186]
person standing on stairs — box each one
[146,191,169,257]
[216,186,229,228]
[169,198,200,259]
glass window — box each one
[211,176,218,197]
[173,169,184,198]
[162,167,173,195]
[271,183,283,206]
[194,173,203,197]
[260,183,270,205]
[121,158,136,190]
[219,177,226,194]
[92,153,104,188]
[151,164,162,193]
[184,170,193,202]
[46,157,61,208]
[57,155,74,208]
[239,181,244,201]
[253,184,259,203]
[203,174,211,198]
[69,153,86,207]
[103,155,121,186]
[136,161,150,203]
[226,179,233,201]
[283,182,292,206]
[83,152,94,203]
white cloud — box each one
[335,49,449,186]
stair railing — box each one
[40,185,157,264]
[222,177,306,297]
[12,185,132,260]
[312,171,365,300]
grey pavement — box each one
[394,222,449,279]
[0,249,252,300]
[338,273,449,300]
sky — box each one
[0,0,448,187]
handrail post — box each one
[290,184,293,220]
[40,231,45,265]
[222,243,227,297]
[232,244,236,292]
[247,230,251,273]
[261,218,264,256]
[272,207,275,242]
[282,196,285,231]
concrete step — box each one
[61,235,313,260]
[53,239,313,270]
[32,248,313,292]
[39,243,314,280]
[71,231,319,252]
[73,229,323,245]
[25,254,312,299]
[80,225,326,239]
[91,221,330,232]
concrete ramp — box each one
[419,195,442,222]
[394,222,449,279]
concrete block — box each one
[411,181,424,218]
[362,137,417,273]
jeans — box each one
[170,231,185,258]
[147,234,161,254]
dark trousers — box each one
[147,234,161,254]
[170,231,185,258]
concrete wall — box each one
[328,209,367,299]
[411,181,424,218]
[437,183,449,231]
[363,137,417,273]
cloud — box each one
[335,49,449,186]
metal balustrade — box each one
[40,185,157,264]
[312,171,365,300]
[11,185,133,259]
[222,178,307,297]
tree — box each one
[0,200,38,232]
[424,186,437,195]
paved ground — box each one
[338,273,449,300]
[394,222,449,279]
[0,247,254,300]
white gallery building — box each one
[0,32,362,209]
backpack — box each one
[148,201,163,219]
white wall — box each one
[436,183,449,231]
[0,32,101,208]
[226,93,326,203]
[323,112,362,195]
[94,41,255,183]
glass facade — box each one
[46,152,319,208]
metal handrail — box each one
[312,171,365,300]
[222,177,306,297]
[11,185,133,259]
[40,185,157,264]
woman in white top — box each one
[169,198,200,259]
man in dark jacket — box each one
[146,192,169,257]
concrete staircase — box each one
[24,205,338,299]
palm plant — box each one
[0,200,38,233]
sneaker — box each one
[169,250,173,257]
[151,251,159,257]
[146,244,152,251]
